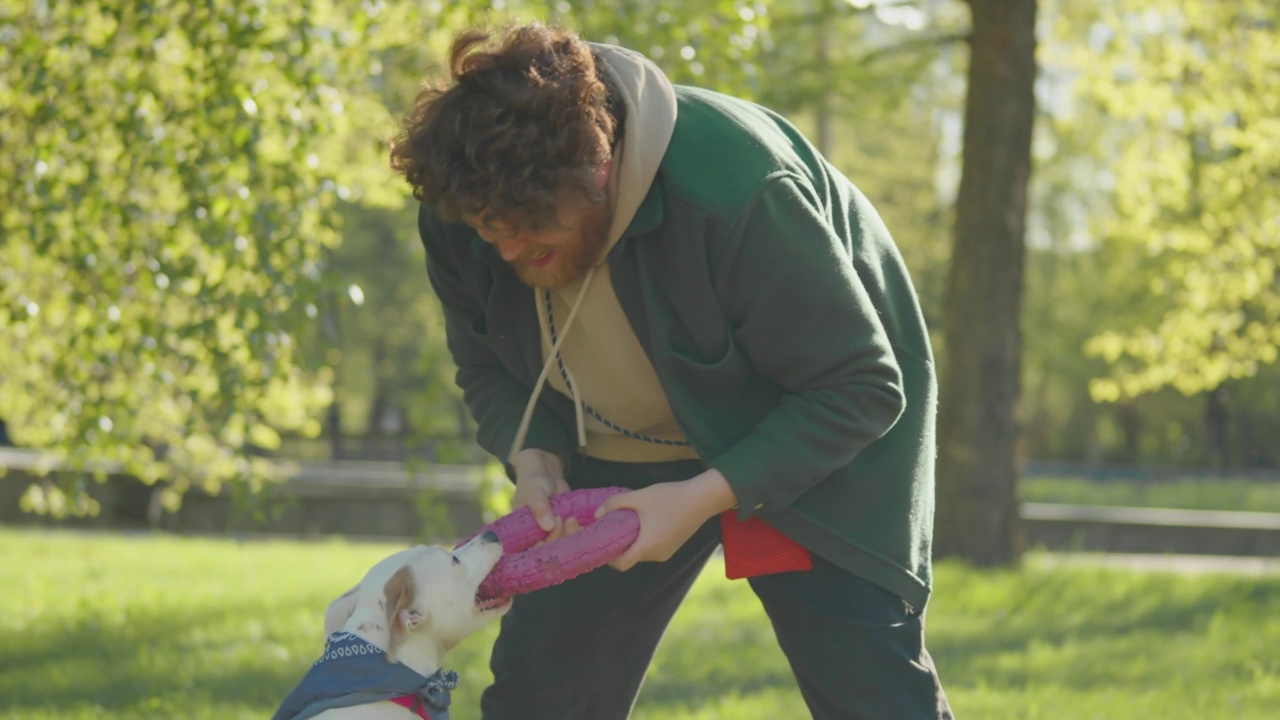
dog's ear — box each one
[323,585,359,636]
[383,565,426,663]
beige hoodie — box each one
[508,44,700,464]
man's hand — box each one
[594,468,738,571]
[511,448,573,535]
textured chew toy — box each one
[457,487,638,602]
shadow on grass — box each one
[0,601,310,714]
[631,583,800,708]
[927,565,1280,690]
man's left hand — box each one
[595,468,738,571]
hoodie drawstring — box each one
[507,267,596,464]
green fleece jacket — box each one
[419,86,938,609]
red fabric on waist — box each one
[719,511,814,579]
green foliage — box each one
[418,0,773,96]
[474,457,516,523]
[762,0,967,117]
[559,0,771,96]
[412,484,455,541]
[1018,0,1280,466]
[1057,0,1280,401]
[0,0,410,509]
[4,528,1279,718]
[295,202,473,455]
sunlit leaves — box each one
[1063,0,1280,401]
[572,0,772,95]
[450,0,776,98]
[0,0,406,512]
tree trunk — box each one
[327,401,344,460]
[1205,384,1230,468]
[935,0,1038,565]
[1118,402,1141,463]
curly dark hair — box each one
[389,23,620,229]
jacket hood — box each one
[588,42,678,259]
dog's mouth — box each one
[475,591,511,613]
[473,555,511,613]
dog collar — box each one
[273,632,457,720]
[389,669,458,720]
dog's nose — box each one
[480,529,500,544]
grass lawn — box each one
[1021,476,1280,514]
[2,528,1278,719]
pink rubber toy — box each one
[457,487,639,602]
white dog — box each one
[274,530,511,720]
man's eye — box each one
[481,230,516,244]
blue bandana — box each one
[273,632,457,720]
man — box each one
[390,22,951,719]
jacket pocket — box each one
[469,311,489,339]
[667,336,753,396]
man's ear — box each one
[383,565,425,663]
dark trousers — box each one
[480,456,953,720]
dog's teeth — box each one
[475,594,509,611]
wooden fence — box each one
[4,448,1280,555]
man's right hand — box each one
[511,448,574,536]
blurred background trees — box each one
[3,0,1278,563]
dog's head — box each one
[329,531,510,664]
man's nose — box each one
[496,235,526,262]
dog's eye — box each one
[451,554,461,565]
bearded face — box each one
[466,192,613,291]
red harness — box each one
[389,695,433,719]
